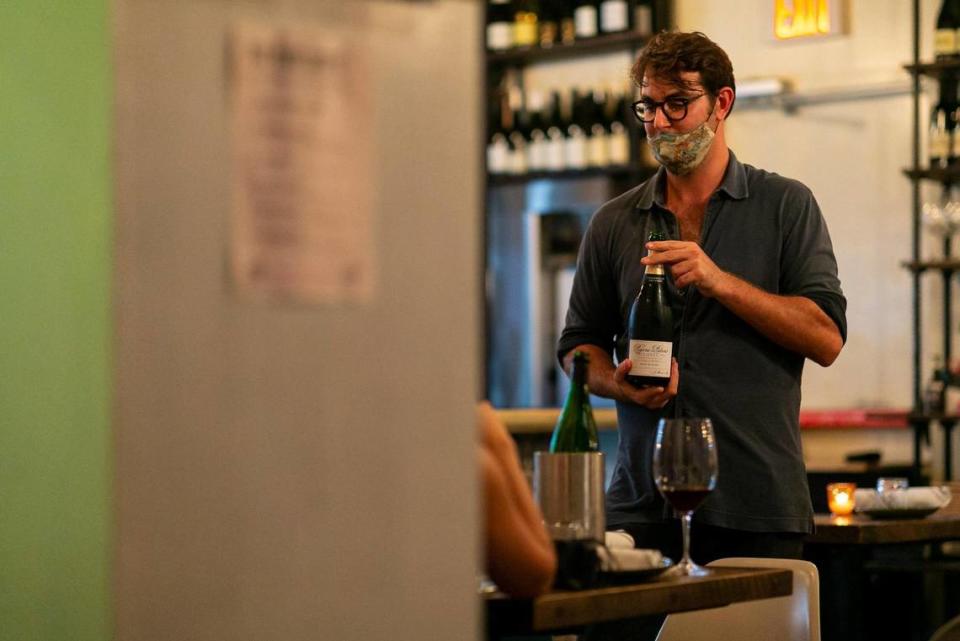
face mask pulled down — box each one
[648,119,716,176]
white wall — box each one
[678,0,954,474]
[112,1,482,639]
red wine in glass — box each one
[653,418,718,577]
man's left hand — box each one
[644,240,729,298]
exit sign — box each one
[773,0,847,40]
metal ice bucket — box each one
[532,452,605,543]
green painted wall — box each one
[0,3,112,641]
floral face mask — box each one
[647,113,717,176]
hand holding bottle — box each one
[613,357,678,409]
[642,240,729,296]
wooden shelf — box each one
[901,259,960,273]
[903,167,960,183]
[487,31,649,67]
[487,165,652,187]
[904,59,960,77]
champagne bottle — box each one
[565,88,589,169]
[545,90,566,171]
[587,88,609,167]
[607,90,630,166]
[549,351,600,452]
[486,0,515,51]
[626,230,674,388]
[936,0,959,60]
[514,0,540,47]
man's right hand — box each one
[612,358,679,409]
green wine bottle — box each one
[550,351,600,452]
[626,230,674,388]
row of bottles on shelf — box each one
[937,0,960,61]
[928,75,960,169]
[486,0,656,52]
[487,85,649,176]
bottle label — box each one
[634,5,653,36]
[588,125,609,166]
[931,128,950,161]
[515,14,538,46]
[628,340,672,378]
[609,123,629,164]
[575,6,598,38]
[601,1,628,32]
[487,134,510,173]
[486,23,513,50]
[565,129,588,169]
[936,29,957,57]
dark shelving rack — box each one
[904,2,960,480]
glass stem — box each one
[681,510,693,565]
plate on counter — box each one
[857,507,939,520]
[599,558,674,584]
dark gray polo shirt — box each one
[558,151,846,534]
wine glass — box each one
[653,417,718,577]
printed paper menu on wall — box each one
[228,20,376,305]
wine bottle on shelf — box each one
[508,107,529,175]
[559,0,577,44]
[587,89,610,167]
[539,0,560,47]
[626,230,674,388]
[565,88,589,169]
[574,0,598,39]
[936,0,960,60]
[633,0,654,37]
[527,92,549,171]
[607,90,630,165]
[599,0,629,34]
[545,90,567,171]
[931,82,952,169]
[950,76,960,167]
[486,96,511,174]
[514,0,540,47]
[549,351,600,453]
[486,0,515,51]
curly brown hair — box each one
[631,31,736,115]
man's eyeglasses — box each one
[631,93,706,124]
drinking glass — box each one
[653,417,719,577]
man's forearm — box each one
[713,272,843,366]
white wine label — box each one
[629,340,671,378]
[600,1,629,32]
[609,123,629,165]
[588,125,609,167]
[936,29,957,57]
[575,7,598,38]
[487,134,510,174]
[634,6,653,36]
[486,23,514,51]
[931,129,950,160]
[565,131,588,169]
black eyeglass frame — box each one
[631,93,707,124]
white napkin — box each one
[597,546,665,572]
[854,486,952,512]
[604,530,636,549]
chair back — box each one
[655,557,820,641]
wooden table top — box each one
[806,512,960,545]
[484,566,792,636]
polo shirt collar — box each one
[634,149,749,211]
